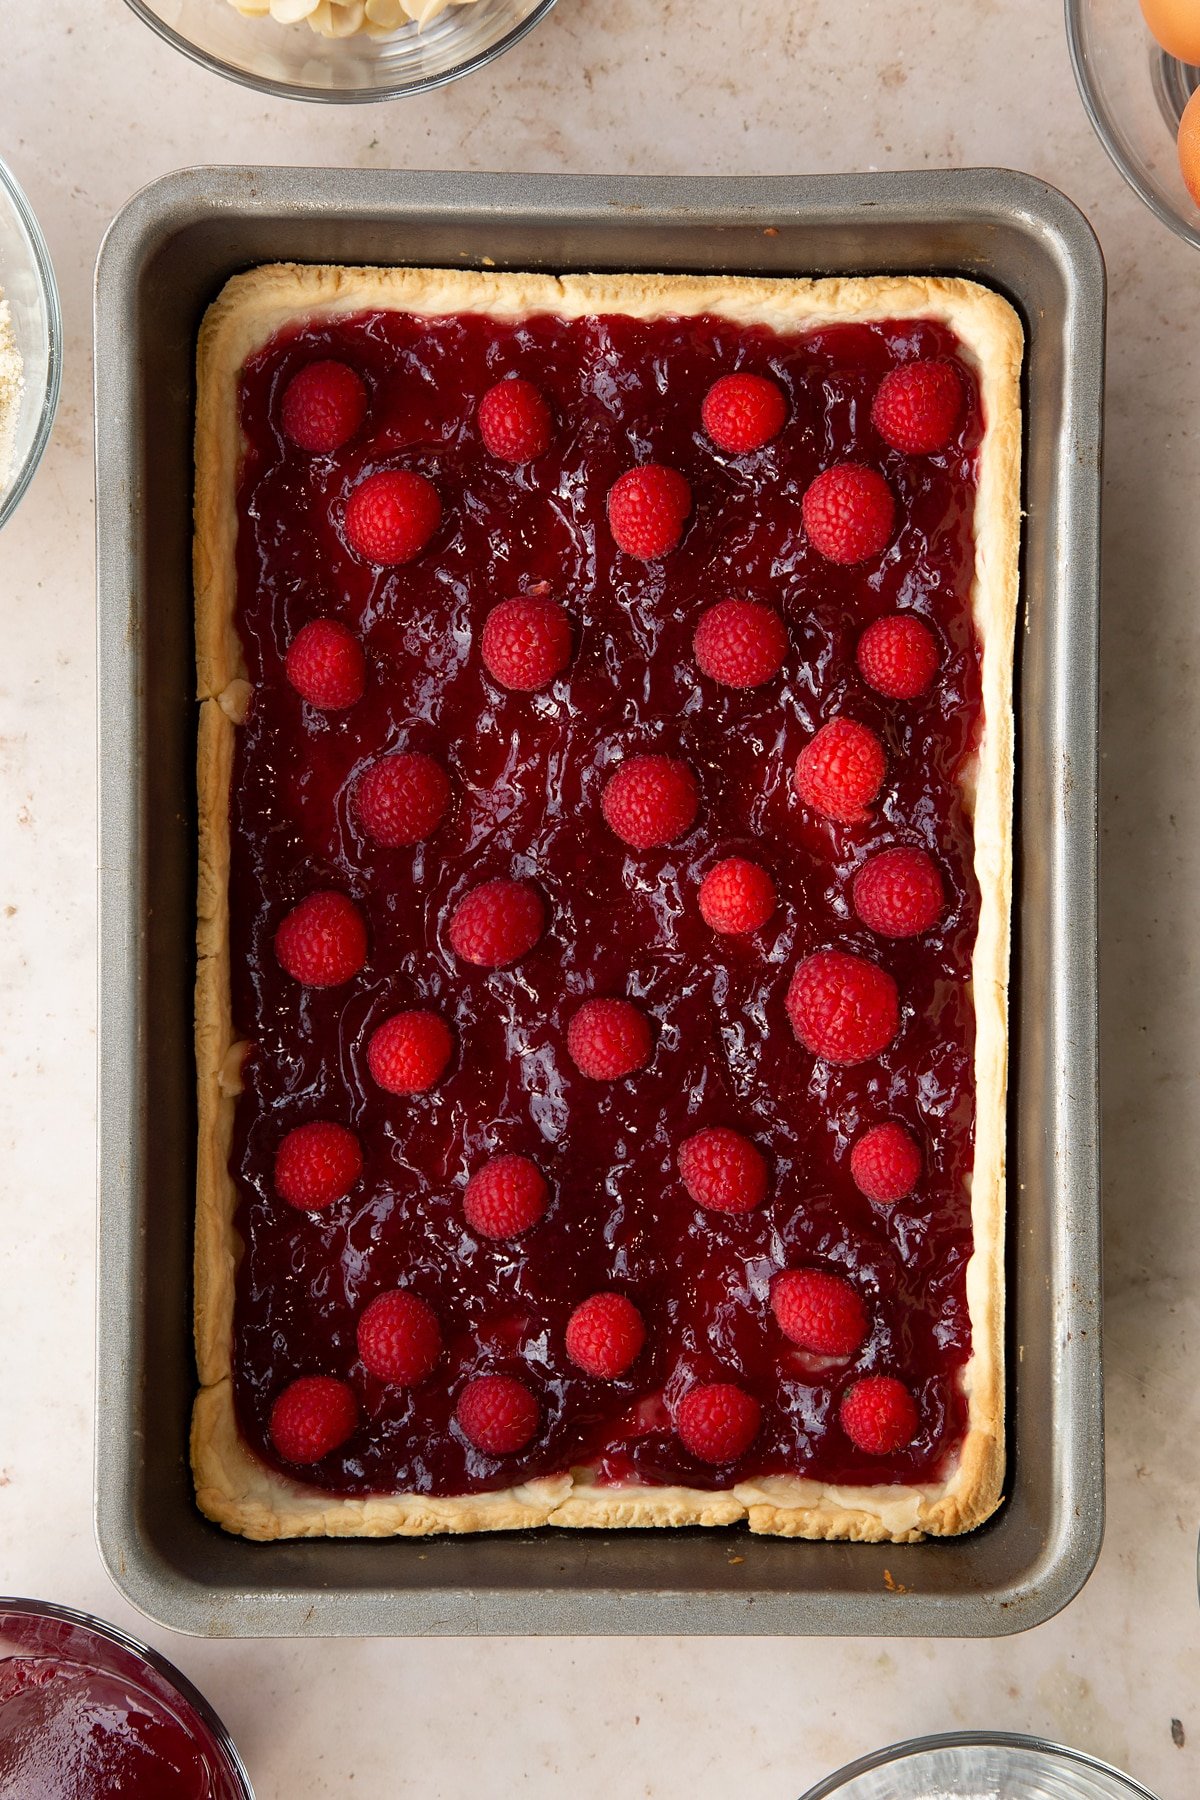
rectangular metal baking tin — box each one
[95,166,1104,1637]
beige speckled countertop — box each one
[1,1,1197,1795]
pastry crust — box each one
[193,264,1021,1542]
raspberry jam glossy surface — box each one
[227,305,985,1497]
[0,1606,248,1799]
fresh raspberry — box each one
[697,857,776,935]
[675,1382,761,1463]
[692,598,788,688]
[802,463,895,564]
[478,377,553,462]
[481,595,572,692]
[354,752,451,847]
[275,891,367,987]
[367,1010,454,1094]
[566,998,652,1080]
[356,1290,442,1385]
[852,846,944,937]
[344,469,441,565]
[607,464,692,559]
[794,718,886,823]
[786,950,900,1065]
[565,1292,646,1378]
[463,1153,550,1239]
[447,878,545,968]
[601,754,699,849]
[285,619,365,710]
[857,613,939,700]
[872,359,963,456]
[456,1374,539,1455]
[269,1376,356,1465]
[274,1121,363,1210]
[280,359,367,454]
[771,1269,869,1356]
[701,373,787,453]
[850,1122,921,1204]
[677,1127,768,1215]
[839,1375,919,1456]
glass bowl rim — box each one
[0,154,62,533]
[1064,0,1200,253]
[0,1595,254,1797]
[118,0,560,102]
[798,1728,1161,1800]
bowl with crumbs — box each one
[121,0,558,100]
[800,1731,1161,1800]
[0,156,61,531]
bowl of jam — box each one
[0,1599,252,1799]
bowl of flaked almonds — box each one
[121,0,557,100]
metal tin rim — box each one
[94,166,1105,1636]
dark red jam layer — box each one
[0,1660,217,1799]
[225,300,985,1499]
[0,1613,242,1800]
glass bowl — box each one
[0,1597,253,1797]
[1066,0,1200,250]
[121,0,558,101]
[799,1731,1161,1800]
[0,157,61,531]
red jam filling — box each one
[225,302,984,1499]
[0,1622,240,1800]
